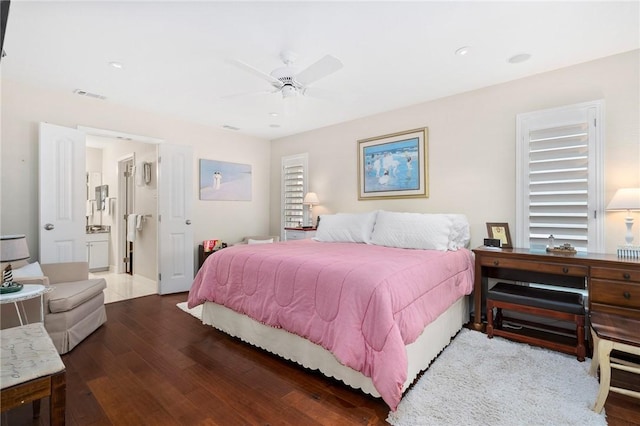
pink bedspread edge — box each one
[187,240,475,410]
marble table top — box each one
[1,322,65,389]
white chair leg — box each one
[593,339,614,413]
[589,328,600,377]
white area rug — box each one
[387,329,606,426]
[177,301,203,320]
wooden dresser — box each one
[472,247,640,330]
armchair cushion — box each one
[234,235,280,245]
[48,278,106,314]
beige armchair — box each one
[0,261,107,354]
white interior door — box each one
[158,143,194,294]
[39,122,86,264]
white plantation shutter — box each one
[516,101,604,253]
[281,154,308,234]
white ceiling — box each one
[2,1,638,140]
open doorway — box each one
[85,131,160,302]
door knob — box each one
[186,220,192,225]
[44,223,54,230]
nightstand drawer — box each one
[479,256,587,277]
[591,266,640,282]
[590,278,640,309]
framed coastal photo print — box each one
[199,159,252,201]
[357,127,428,200]
[486,222,513,248]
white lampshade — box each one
[0,234,30,263]
[303,192,320,205]
[606,188,640,211]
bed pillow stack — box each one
[370,211,452,250]
[313,211,378,243]
[315,210,470,251]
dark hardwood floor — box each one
[3,293,639,425]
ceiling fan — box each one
[226,51,343,100]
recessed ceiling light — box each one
[109,61,123,69]
[508,53,531,64]
[455,46,471,56]
[269,112,279,117]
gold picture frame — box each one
[486,222,513,249]
[357,127,428,200]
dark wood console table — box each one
[472,247,640,331]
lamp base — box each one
[624,216,635,246]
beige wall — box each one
[270,50,640,253]
[0,78,272,265]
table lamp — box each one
[1,234,30,287]
[303,192,320,227]
[606,188,640,246]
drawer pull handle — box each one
[623,273,631,280]
[562,267,569,274]
[623,291,631,300]
[493,260,499,266]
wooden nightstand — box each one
[284,227,316,241]
[198,244,222,270]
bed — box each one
[187,210,474,410]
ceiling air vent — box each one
[73,89,106,100]
[222,124,240,131]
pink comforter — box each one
[188,240,474,410]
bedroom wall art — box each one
[357,127,428,200]
[199,159,252,201]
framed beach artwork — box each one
[357,127,428,200]
[199,159,252,201]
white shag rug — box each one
[387,328,606,426]
[177,301,203,320]
[177,303,605,425]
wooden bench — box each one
[0,323,66,424]
[486,282,587,361]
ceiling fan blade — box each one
[295,55,343,86]
[221,89,277,100]
[227,59,283,88]
[301,86,341,101]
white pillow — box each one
[370,211,452,251]
[11,261,44,278]
[247,238,273,245]
[447,214,471,250]
[313,211,378,243]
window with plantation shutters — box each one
[281,154,308,236]
[516,101,604,253]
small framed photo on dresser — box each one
[486,222,513,249]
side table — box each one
[0,284,51,325]
[0,322,66,424]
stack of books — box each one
[616,245,640,259]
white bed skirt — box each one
[201,296,469,399]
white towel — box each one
[105,197,111,215]
[136,214,143,231]
[86,200,94,217]
[127,214,137,242]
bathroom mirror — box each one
[95,184,109,211]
